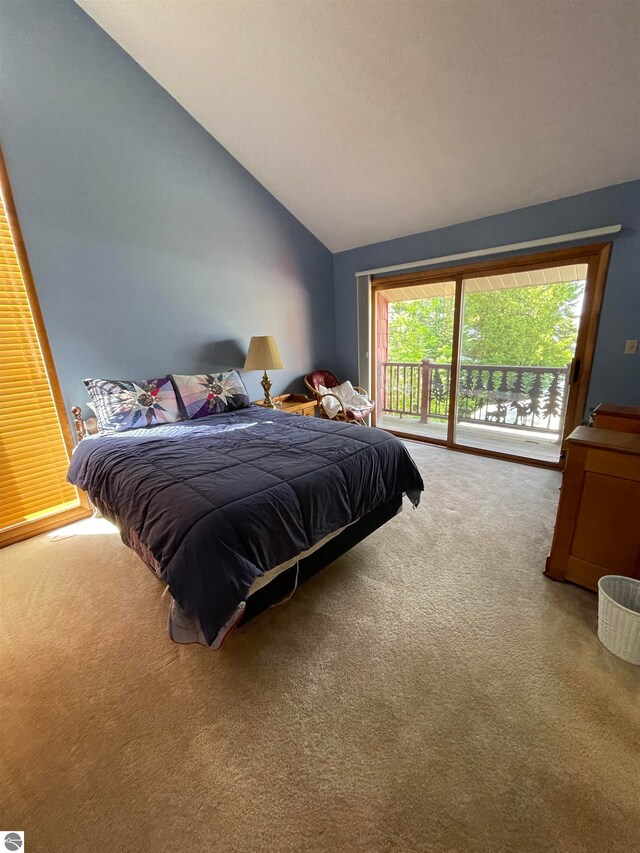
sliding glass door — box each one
[371,245,610,467]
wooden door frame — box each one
[370,242,612,469]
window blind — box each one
[0,161,82,541]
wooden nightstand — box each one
[253,393,317,417]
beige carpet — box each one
[1,441,638,853]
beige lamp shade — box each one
[243,336,284,371]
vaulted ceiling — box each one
[76,0,640,252]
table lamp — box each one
[243,335,284,408]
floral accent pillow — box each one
[84,376,181,434]
[170,371,250,419]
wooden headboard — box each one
[71,406,86,443]
[71,406,98,443]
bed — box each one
[67,404,424,648]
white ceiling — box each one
[76,0,640,252]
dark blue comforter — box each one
[67,407,424,644]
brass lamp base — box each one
[261,370,276,408]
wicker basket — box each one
[597,575,640,665]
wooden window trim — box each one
[0,146,90,548]
[370,243,610,289]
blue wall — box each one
[2,1,638,422]
[0,0,334,411]
[334,181,640,413]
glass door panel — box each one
[453,264,587,462]
[374,282,455,442]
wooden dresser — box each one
[545,405,640,591]
[592,402,640,433]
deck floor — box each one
[377,414,562,463]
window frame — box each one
[0,146,90,547]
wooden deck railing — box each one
[379,360,570,432]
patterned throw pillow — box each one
[170,371,250,419]
[84,376,181,434]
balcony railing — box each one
[379,360,570,433]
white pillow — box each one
[318,380,370,418]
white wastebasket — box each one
[597,575,640,665]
